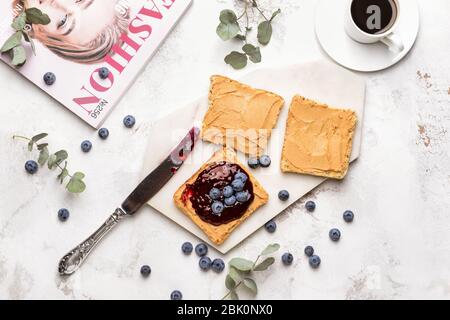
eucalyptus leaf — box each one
[47,154,57,169]
[243,278,258,294]
[38,146,49,166]
[25,8,51,25]
[219,9,238,24]
[235,34,246,41]
[11,13,26,31]
[257,21,272,45]
[225,274,236,290]
[229,267,240,283]
[1,31,22,53]
[229,257,254,272]
[67,176,86,193]
[270,9,281,22]
[261,243,280,256]
[53,150,68,166]
[216,22,240,41]
[242,44,261,63]
[37,143,48,150]
[31,133,48,142]
[224,51,247,70]
[72,172,85,180]
[11,45,26,66]
[230,290,239,300]
[253,257,275,271]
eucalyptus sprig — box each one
[222,243,280,300]
[216,1,281,70]
[13,133,86,193]
[1,8,50,67]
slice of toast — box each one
[174,148,269,245]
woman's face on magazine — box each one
[25,0,119,45]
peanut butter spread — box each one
[202,75,284,156]
[281,95,357,180]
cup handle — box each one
[380,32,404,53]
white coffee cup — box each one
[345,0,404,52]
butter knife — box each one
[58,127,200,276]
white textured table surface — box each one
[0,0,449,300]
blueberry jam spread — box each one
[181,162,254,226]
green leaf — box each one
[23,32,36,55]
[219,9,238,24]
[11,45,26,66]
[224,51,247,70]
[37,143,48,150]
[25,8,51,25]
[235,34,246,41]
[242,44,261,63]
[31,133,48,143]
[72,172,85,180]
[27,140,34,152]
[47,154,57,169]
[225,274,236,290]
[261,243,280,256]
[243,278,258,294]
[230,290,239,300]
[38,146,49,166]
[253,257,275,271]
[229,258,254,272]
[1,31,22,53]
[67,175,86,193]
[257,21,272,45]
[11,12,26,31]
[216,22,240,41]
[270,9,281,22]
[229,267,240,283]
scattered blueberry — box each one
[181,242,193,254]
[199,256,212,270]
[140,265,151,277]
[329,228,341,242]
[224,195,236,206]
[231,179,244,192]
[211,201,224,215]
[223,185,234,198]
[58,208,70,222]
[98,128,109,140]
[209,188,221,200]
[170,290,182,300]
[248,157,259,169]
[305,201,316,212]
[282,253,294,265]
[123,115,136,128]
[234,171,248,183]
[43,72,56,85]
[259,155,271,168]
[343,210,354,223]
[264,220,277,233]
[304,246,314,257]
[81,140,92,153]
[24,160,38,174]
[309,255,321,269]
[98,67,110,79]
[211,258,225,273]
[235,190,250,203]
[195,243,208,257]
[278,190,290,201]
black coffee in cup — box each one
[350,0,397,34]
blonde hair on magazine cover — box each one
[13,0,130,64]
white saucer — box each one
[315,0,420,72]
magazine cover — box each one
[0,0,192,128]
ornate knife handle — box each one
[58,208,129,276]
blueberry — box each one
[224,195,236,206]
[282,253,294,265]
[98,128,109,140]
[343,210,354,223]
[195,243,208,257]
[123,115,136,128]
[98,67,110,79]
[223,185,234,198]
[329,228,341,242]
[211,201,224,215]
[248,157,259,169]
[199,256,212,270]
[259,155,271,167]
[304,246,314,257]
[81,140,92,153]
[43,72,56,85]
[305,201,316,212]
[231,179,244,192]
[264,220,277,233]
[24,160,38,174]
[235,190,250,203]
[234,171,248,183]
[309,255,321,269]
[58,208,70,222]
[209,188,221,200]
[140,265,151,277]
[278,190,290,201]
[170,290,182,300]
[181,242,193,254]
[211,258,225,273]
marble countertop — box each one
[0,0,449,300]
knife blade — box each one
[58,127,200,276]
